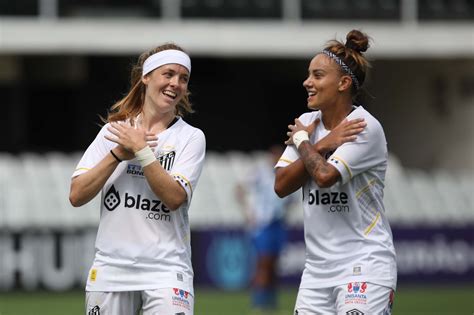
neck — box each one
[321,101,353,130]
[140,106,176,133]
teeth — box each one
[163,90,177,99]
[308,92,316,96]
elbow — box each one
[166,201,181,211]
[165,195,187,211]
[274,181,288,198]
[274,169,291,198]
[69,183,86,207]
[69,192,83,208]
[69,178,85,207]
[314,173,337,188]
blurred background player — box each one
[275,30,397,314]
[235,144,294,314]
[69,43,206,315]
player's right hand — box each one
[316,118,366,155]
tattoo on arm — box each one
[298,141,332,179]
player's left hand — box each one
[105,122,158,153]
[285,118,318,146]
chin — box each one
[307,103,320,111]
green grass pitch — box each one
[0,285,472,315]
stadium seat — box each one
[0,152,472,230]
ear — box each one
[141,74,150,85]
[338,75,353,92]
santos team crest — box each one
[88,305,100,315]
[157,150,176,171]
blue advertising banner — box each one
[191,225,474,289]
[0,226,472,290]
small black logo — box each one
[127,164,144,177]
[175,313,185,315]
[104,185,120,211]
[158,151,176,171]
[346,309,364,315]
[88,305,100,315]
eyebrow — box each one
[161,66,189,76]
[310,69,326,74]
[161,66,177,72]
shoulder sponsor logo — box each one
[103,185,120,211]
[307,189,350,213]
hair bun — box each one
[345,30,370,53]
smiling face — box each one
[303,54,349,111]
[141,63,190,116]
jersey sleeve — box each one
[170,129,206,204]
[72,124,114,178]
[275,111,320,168]
[328,115,387,185]
[275,145,299,168]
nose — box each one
[303,77,311,88]
[169,75,179,87]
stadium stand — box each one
[0,152,472,231]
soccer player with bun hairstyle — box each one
[275,30,397,314]
[69,43,205,315]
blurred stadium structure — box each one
[0,0,473,57]
[0,152,471,230]
[0,0,473,291]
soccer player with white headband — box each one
[70,43,205,315]
[274,30,397,314]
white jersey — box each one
[72,117,206,294]
[276,106,397,290]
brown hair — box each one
[324,30,371,95]
[107,43,193,124]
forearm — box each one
[298,141,339,188]
[274,142,331,197]
[275,160,308,197]
[69,153,118,207]
[143,163,187,211]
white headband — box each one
[142,49,191,77]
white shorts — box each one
[294,282,394,315]
[85,287,194,315]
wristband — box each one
[135,146,156,168]
[293,130,309,149]
[110,149,122,163]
